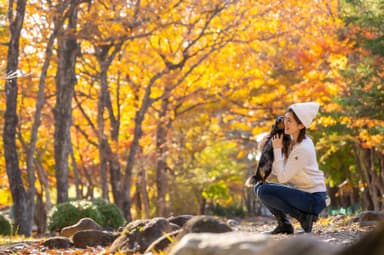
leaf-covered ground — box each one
[234,215,371,247]
[0,215,373,254]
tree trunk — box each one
[377,153,384,199]
[3,0,31,236]
[95,44,123,202]
[327,185,338,208]
[200,197,207,215]
[120,70,167,220]
[120,109,144,221]
[25,2,61,237]
[371,149,384,210]
[354,144,380,210]
[97,56,108,199]
[25,0,65,235]
[138,149,150,218]
[35,156,52,210]
[82,165,95,199]
[70,142,81,199]
[365,148,380,210]
[34,191,47,235]
[155,95,171,217]
[362,188,374,211]
[110,157,121,204]
[133,186,142,218]
[54,5,78,203]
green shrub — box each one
[92,199,126,229]
[0,214,11,235]
[48,202,81,232]
[48,200,104,232]
[75,200,104,225]
[209,204,246,218]
[48,199,126,232]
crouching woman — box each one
[255,102,327,234]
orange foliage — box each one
[0,0,367,213]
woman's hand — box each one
[272,134,283,149]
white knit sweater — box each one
[271,136,326,193]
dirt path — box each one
[234,215,373,247]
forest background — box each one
[1,0,384,236]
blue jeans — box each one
[254,183,326,219]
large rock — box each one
[168,232,338,255]
[335,218,384,255]
[60,217,102,237]
[169,232,269,255]
[109,217,175,254]
[73,229,116,248]
[168,215,194,227]
[43,236,73,249]
[176,215,232,240]
[357,211,384,227]
[145,229,182,254]
[259,236,339,255]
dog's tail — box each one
[245,174,261,187]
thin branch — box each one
[73,92,98,135]
[72,123,98,148]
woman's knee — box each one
[254,183,274,199]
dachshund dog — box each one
[245,116,291,186]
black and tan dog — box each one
[246,116,291,186]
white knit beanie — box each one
[289,102,320,128]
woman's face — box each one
[284,111,304,136]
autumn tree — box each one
[1,0,370,226]
[19,1,76,229]
[53,0,81,203]
[203,0,353,213]
[116,0,254,218]
[75,0,159,205]
[109,0,351,217]
[326,0,384,210]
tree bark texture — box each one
[155,95,172,217]
[354,144,383,210]
[3,0,31,236]
[97,54,108,200]
[54,4,78,204]
[70,141,81,199]
[95,44,122,202]
[137,149,150,218]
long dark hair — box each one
[287,108,306,143]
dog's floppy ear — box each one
[275,116,285,130]
[277,120,284,130]
[270,116,282,134]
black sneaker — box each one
[298,214,318,233]
[266,223,294,235]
